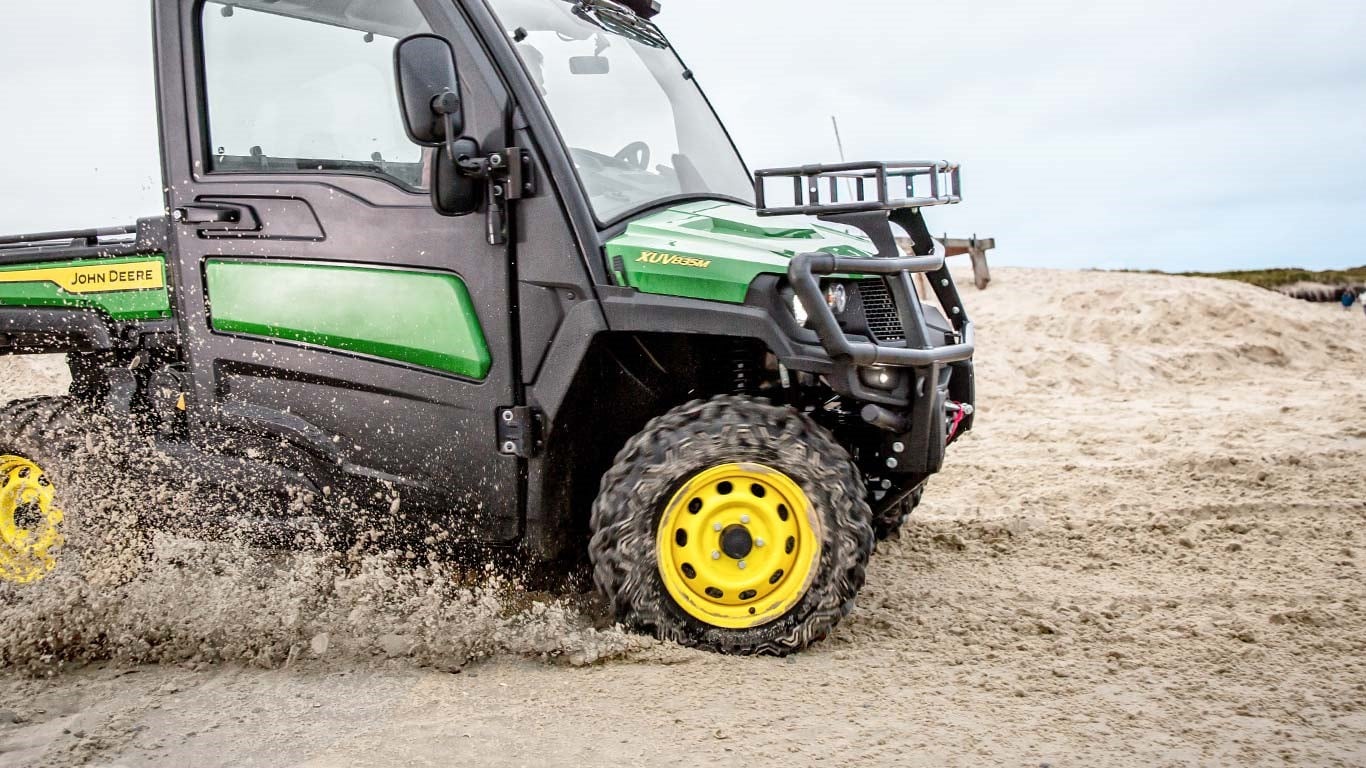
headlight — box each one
[860,365,902,390]
[824,283,848,314]
[790,282,848,327]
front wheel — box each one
[590,395,874,655]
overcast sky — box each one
[1,0,1362,272]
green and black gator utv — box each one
[0,0,975,654]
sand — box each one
[1,266,1364,767]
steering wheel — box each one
[613,141,651,171]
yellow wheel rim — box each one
[0,455,64,585]
[657,463,821,629]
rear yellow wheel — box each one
[0,455,63,585]
[0,396,151,588]
[657,463,821,628]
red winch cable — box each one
[946,403,967,443]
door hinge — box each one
[457,147,536,200]
[496,405,542,459]
[457,147,536,246]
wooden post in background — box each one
[938,237,996,290]
[898,236,998,298]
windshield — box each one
[485,0,754,223]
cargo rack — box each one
[0,218,168,265]
[0,225,137,251]
[754,160,961,217]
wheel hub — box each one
[719,524,753,560]
[0,454,64,585]
[656,463,822,629]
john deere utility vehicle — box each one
[0,0,975,654]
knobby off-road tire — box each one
[590,395,874,655]
[874,484,925,542]
[0,396,151,587]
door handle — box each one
[174,205,241,225]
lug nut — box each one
[740,515,750,524]
[737,560,747,570]
[892,441,906,453]
[755,538,766,548]
[886,457,899,469]
[711,550,721,560]
[713,523,722,532]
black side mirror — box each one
[394,34,479,216]
[395,34,463,145]
[433,138,483,216]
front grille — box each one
[858,278,905,342]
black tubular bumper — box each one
[788,249,974,368]
[787,243,976,468]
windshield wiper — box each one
[568,0,668,48]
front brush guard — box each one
[755,159,973,373]
[755,160,976,473]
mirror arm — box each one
[431,91,463,161]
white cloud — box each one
[666,0,1366,270]
[1,0,1362,271]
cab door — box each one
[153,0,521,537]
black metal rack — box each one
[0,218,168,266]
[0,225,137,251]
[754,160,961,217]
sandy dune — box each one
[1,267,1364,767]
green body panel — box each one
[0,254,172,321]
[605,201,875,303]
[205,259,491,380]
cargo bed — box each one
[0,217,174,354]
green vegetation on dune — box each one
[1116,266,1366,290]
[1185,266,1366,289]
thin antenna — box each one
[832,116,847,161]
[831,115,853,200]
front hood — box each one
[604,200,876,303]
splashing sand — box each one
[0,353,650,676]
[2,267,1365,767]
